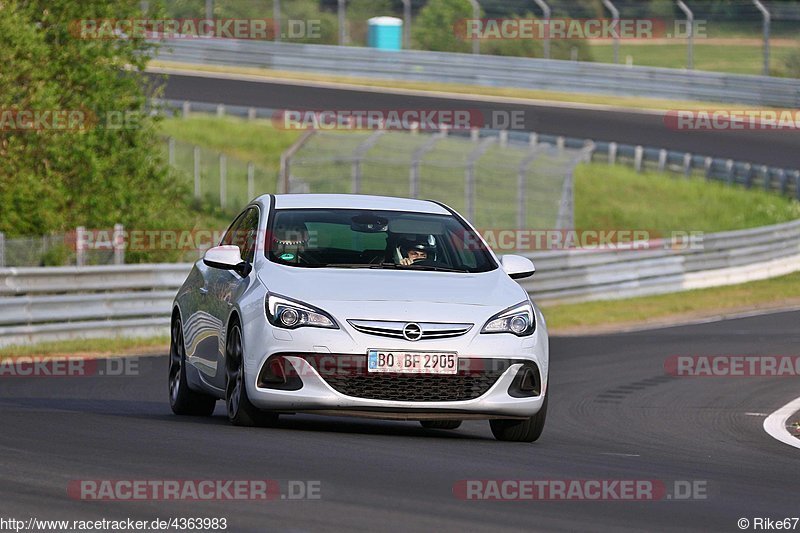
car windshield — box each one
[266,208,497,273]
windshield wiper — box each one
[400,264,470,273]
[299,263,394,269]
[290,262,468,273]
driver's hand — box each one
[400,257,413,266]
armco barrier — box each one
[153,39,800,108]
[1,220,799,347]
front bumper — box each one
[241,313,549,420]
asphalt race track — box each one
[2,310,798,532]
[149,72,800,169]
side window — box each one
[238,208,260,264]
[220,208,260,264]
[220,211,247,247]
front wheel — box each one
[225,323,278,427]
[169,317,217,416]
[490,389,548,442]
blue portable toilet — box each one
[367,16,403,50]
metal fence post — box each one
[704,156,713,180]
[743,163,754,188]
[778,169,788,194]
[556,163,576,230]
[657,149,667,173]
[216,104,225,117]
[753,0,771,76]
[182,101,190,117]
[634,145,644,172]
[0,231,5,267]
[533,0,551,59]
[683,153,692,176]
[410,130,446,199]
[601,0,620,64]
[351,130,385,194]
[168,136,175,166]
[338,0,347,46]
[76,226,86,267]
[273,0,281,42]
[193,146,201,199]
[517,145,544,229]
[402,0,411,49]
[676,1,694,69]
[725,159,735,184]
[113,224,124,265]
[583,140,596,163]
[795,170,800,201]
[468,0,481,55]
[279,129,317,194]
[205,0,213,22]
[465,137,496,221]
[608,142,617,165]
[219,153,227,209]
[761,165,771,191]
[247,162,255,199]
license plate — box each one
[367,350,458,374]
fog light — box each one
[509,315,528,334]
[280,308,300,327]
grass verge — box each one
[575,164,800,233]
[542,271,800,334]
[0,337,169,359]
[587,42,799,77]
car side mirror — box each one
[203,245,252,277]
[501,255,535,280]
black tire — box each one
[169,317,217,416]
[420,420,462,430]
[490,389,548,443]
[225,323,278,427]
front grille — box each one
[308,356,513,402]
[347,320,473,341]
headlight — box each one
[481,301,535,337]
[266,294,338,330]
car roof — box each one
[261,194,451,215]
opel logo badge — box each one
[403,323,422,341]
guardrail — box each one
[154,39,800,107]
[2,220,799,347]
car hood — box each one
[258,263,527,308]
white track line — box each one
[763,396,800,450]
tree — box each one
[412,0,475,53]
[0,0,187,237]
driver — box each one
[398,237,435,266]
[271,224,308,263]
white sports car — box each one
[169,194,548,442]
